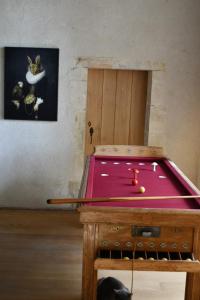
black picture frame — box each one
[4,47,59,121]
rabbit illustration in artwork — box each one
[97,277,132,300]
[12,81,24,100]
[27,55,43,75]
[33,97,43,112]
[24,85,36,105]
[26,55,46,85]
[11,81,24,109]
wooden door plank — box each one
[114,70,133,144]
[85,69,148,153]
[129,71,148,145]
[85,69,104,155]
[101,69,117,145]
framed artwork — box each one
[4,47,59,121]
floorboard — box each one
[0,209,185,299]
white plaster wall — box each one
[0,0,200,208]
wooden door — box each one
[85,69,148,155]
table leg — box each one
[93,270,98,300]
[82,224,98,300]
[185,273,200,300]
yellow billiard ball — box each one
[139,186,145,193]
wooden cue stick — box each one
[47,194,200,205]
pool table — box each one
[78,145,200,300]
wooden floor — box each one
[0,209,186,300]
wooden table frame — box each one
[79,145,200,300]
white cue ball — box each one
[139,186,145,193]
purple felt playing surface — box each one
[85,156,200,209]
